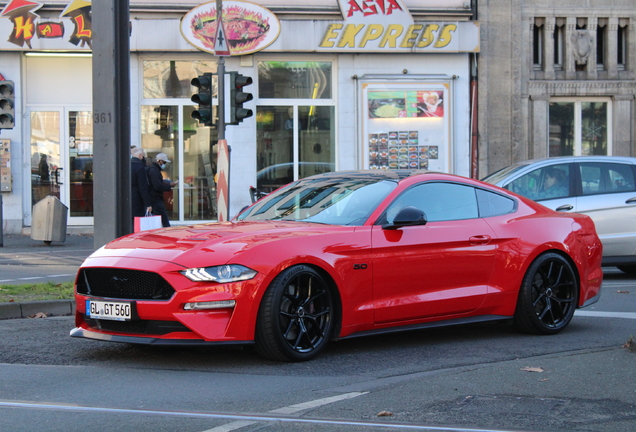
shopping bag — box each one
[134,211,162,232]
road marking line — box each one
[0,399,519,431]
[0,274,74,283]
[270,391,367,415]
[575,311,636,320]
[202,392,368,432]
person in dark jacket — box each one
[147,152,176,227]
[131,147,152,222]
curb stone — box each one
[0,300,75,320]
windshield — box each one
[481,163,529,185]
[237,176,397,226]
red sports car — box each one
[71,170,603,361]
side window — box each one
[385,182,478,223]
[476,189,516,217]
[505,163,570,201]
[580,162,636,195]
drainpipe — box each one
[470,53,479,179]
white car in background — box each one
[482,156,636,273]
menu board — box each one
[362,83,450,173]
[368,131,438,170]
[0,139,10,192]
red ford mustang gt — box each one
[71,170,603,361]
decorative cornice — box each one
[529,80,636,96]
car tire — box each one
[255,265,334,362]
[616,265,636,274]
[514,252,578,335]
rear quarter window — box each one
[476,189,516,217]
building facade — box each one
[478,0,636,178]
[0,0,479,234]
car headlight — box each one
[180,264,257,283]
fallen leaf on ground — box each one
[377,411,393,417]
[622,337,635,352]
[29,312,48,319]
[520,366,544,373]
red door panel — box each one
[371,218,497,324]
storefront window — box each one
[548,102,574,156]
[258,61,332,99]
[142,59,218,222]
[256,106,293,192]
[30,112,60,206]
[68,111,93,217]
[143,60,217,99]
[255,60,335,192]
[298,106,335,178]
[549,99,610,156]
[140,105,217,222]
[255,104,336,192]
[582,101,607,155]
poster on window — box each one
[362,83,450,172]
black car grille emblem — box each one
[111,275,128,292]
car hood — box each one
[86,221,352,269]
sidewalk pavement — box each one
[0,231,95,320]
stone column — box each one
[544,17,556,80]
[607,18,619,79]
[530,95,550,159]
[587,17,598,80]
[565,17,577,80]
[613,95,634,156]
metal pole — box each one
[218,57,225,137]
[215,0,230,220]
[92,0,131,249]
[216,0,225,137]
[0,191,3,247]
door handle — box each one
[555,204,573,211]
[54,167,64,186]
[626,197,636,204]
[470,235,491,245]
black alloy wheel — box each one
[514,252,578,335]
[255,265,334,361]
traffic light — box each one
[229,72,253,125]
[0,80,15,130]
[191,73,216,127]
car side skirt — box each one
[69,327,253,347]
[337,315,512,340]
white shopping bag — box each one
[134,211,162,232]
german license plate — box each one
[86,299,133,321]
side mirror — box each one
[382,206,427,230]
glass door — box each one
[29,108,93,226]
[67,110,93,222]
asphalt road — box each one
[0,268,635,432]
[0,234,94,285]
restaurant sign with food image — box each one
[363,84,450,172]
[181,0,280,55]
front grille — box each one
[86,318,190,335]
[77,268,175,300]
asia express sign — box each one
[316,0,479,53]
